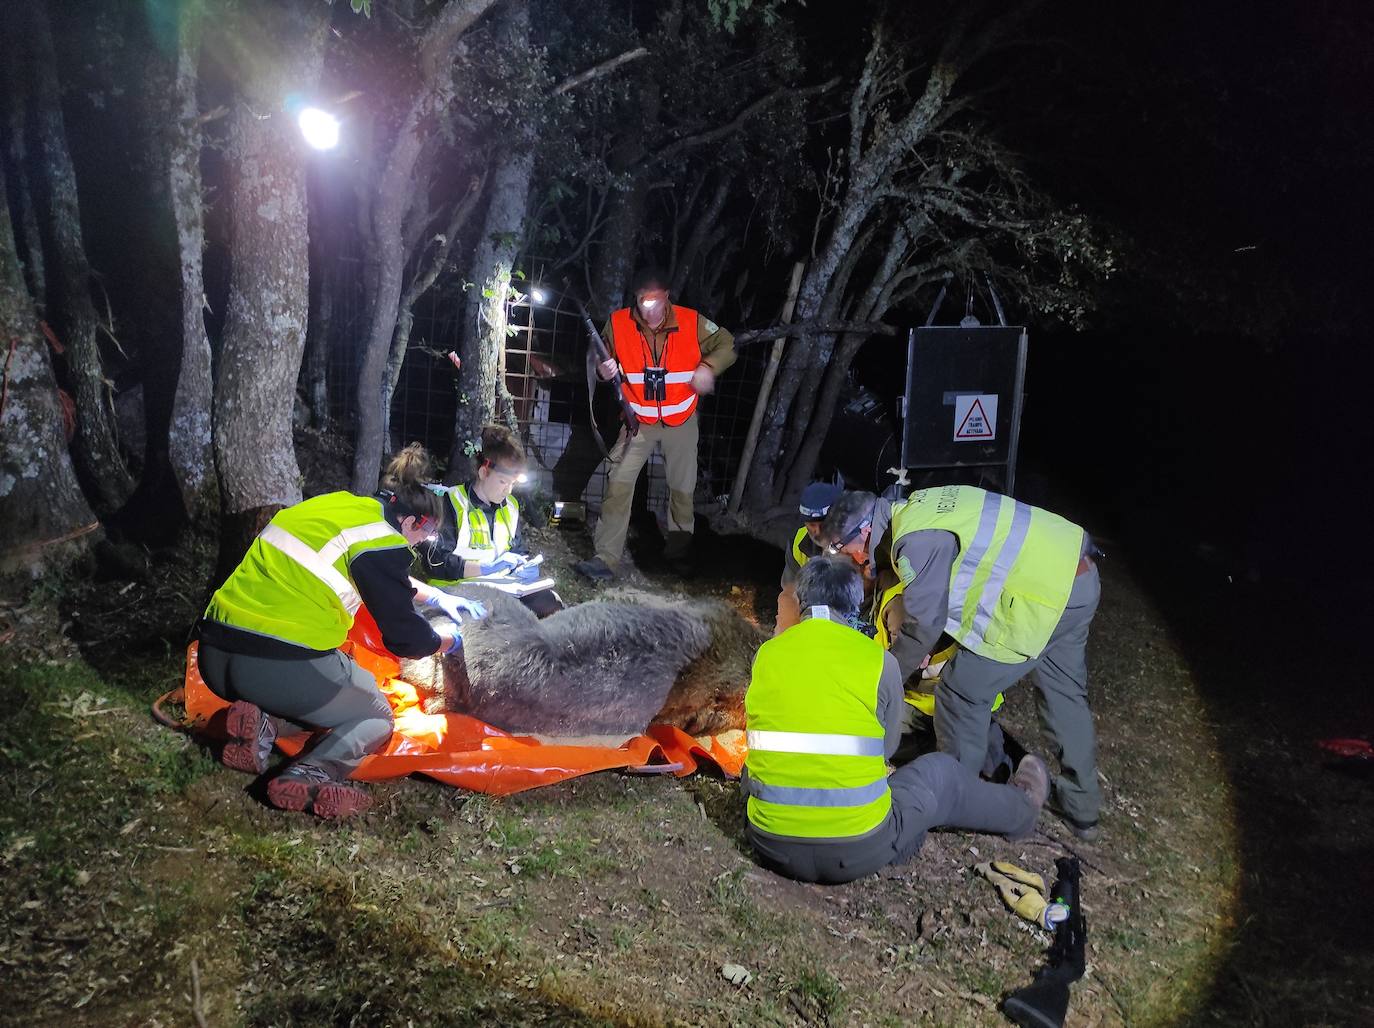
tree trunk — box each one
[450,3,533,476]
[0,48,46,311]
[781,330,867,499]
[212,0,327,576]
[350,0,504,494]
[25,0,133,515]
[0,162,99,574]
[162,2,216,521]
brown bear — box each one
[396,585,763,744]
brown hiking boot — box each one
[1009,755,1051,813]
[221,701,278,775]
[266,763,371,818]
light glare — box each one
[298,107,340,150]
[531,288,548,304]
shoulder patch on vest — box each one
[703,318,719,335]
[896,555,917,585]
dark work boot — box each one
[267,763,371,818]
[222,701,278,775]
[1048,798,1102,843]
[573,556,616,583]
[663,531,695,577]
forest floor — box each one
[0,500,1364,1026]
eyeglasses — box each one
[413,515,437,538]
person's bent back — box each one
[744,557,1050,884]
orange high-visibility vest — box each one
[610,305,701,426]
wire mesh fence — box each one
[318,257,768,521]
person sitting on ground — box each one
[774,481,844,636]
[743,556,1050,885]
[196,444,483,818]
[412,423,564,617]
[822,485,1103,841]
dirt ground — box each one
[0,511,1324,1027]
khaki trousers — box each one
[594,415,699,567]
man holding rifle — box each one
[574,267,736,581]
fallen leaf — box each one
[721,963,752,986]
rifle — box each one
[1003,857,1086,1028]
[569,293,639,441]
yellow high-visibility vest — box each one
[745,614,892,839]
[205,492,411,651]
[889,485,1084,664]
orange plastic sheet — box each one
[178,616,744,795]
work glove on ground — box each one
[976,860,1069,930]
[425,592,487,623]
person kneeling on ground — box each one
[195,446,483,818]
[411,424,564,618]
[743,557,1049,885]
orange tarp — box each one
[179,617,744,796]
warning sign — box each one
[953,394,997,441]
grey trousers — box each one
[746,752,1036,885]
[197,644,395,777]
[594,416,699,567]
[935,563,1102,824]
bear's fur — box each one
[396,585,763,741]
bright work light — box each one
[298,107,341,150]
[530,288,548,304]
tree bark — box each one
[212,0,328,575]
[450,2,534,477]
[0,49,46,311]
[0,161,99,574]
[741,34,963,514]
[24,0,133,515]
[162,2,216,520]
[349,0,505,494]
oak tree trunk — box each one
[350,0,505,493]
[162,4,217,520]
[25,0,133,515]
[212,0,328,575]
[450,10,534,477]
[0,162,99,574]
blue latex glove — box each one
[512,564,542,585]
[426,593,487,623]
[478,553,524,576]
[438,626,464,655]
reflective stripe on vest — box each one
[746,777,889,807]
[746,730,886,757]
[448,484,519,564]
[890,486,1083,664]
[610,305,702,426]
[744,616,892,839]
[260,523,364,615]
[205,492,410,651]
[623,371,696,384]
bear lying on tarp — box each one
[397,586,764,743]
